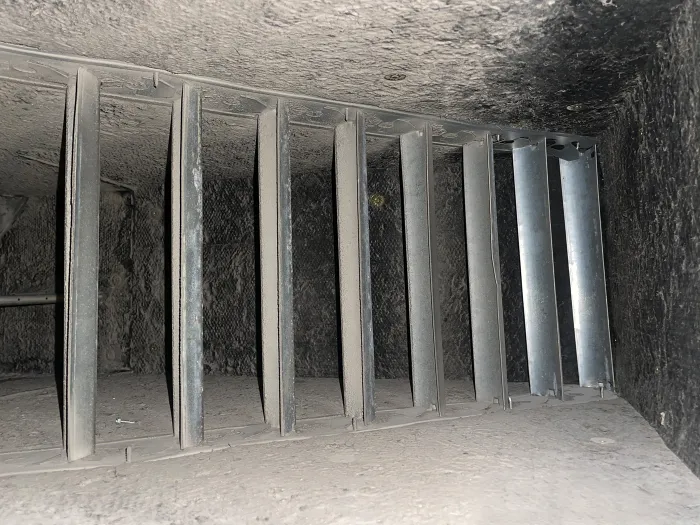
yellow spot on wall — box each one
[370,193,385,208]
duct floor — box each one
[1,376,699,524]
[0,375,504,452]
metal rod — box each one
[277,99,296,436]
[0,294,62,307]
[399,124,445,413]
[178,83,204,449]
[512,140,563,398]
[334,111,376,424]
[63,68,101,462]
[559,147,614,389]
[462,133,509,404]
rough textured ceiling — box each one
[0,0,684,134]
[0,0,685,195]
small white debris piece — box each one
[115,418,136,424]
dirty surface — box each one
[1,0,699,494]
[0,0,683,136]
[0,394,699,524]
[0,0,686,379]
[0,374,478,452]
[0,135,575,381]
[601,0,700,477]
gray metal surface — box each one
[559,147,614,389]
[178,84,204,448]
[400,125,445,413]
[170,97,182,439]
[512,140,563,398]
[277,99,296,435]
[63,68,100,461]
[62,79,75,456]
[462,134,508,404]
[357,112,376,424]
[425,125,446,416]
[258,107,280,429]
[0,294,61,307]
[334,112,375,423]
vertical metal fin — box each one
[512,139,563,398]
[170,98,182,439]
[463,133,509,404]
[62,77,76,458]
[357,113,376,424]
[334,111,375,424]
[399,124,445,414]
[559,147,614,389]
[63,68,100,462]
[277,99,296,435]
[258,108,281,429]
[178,84,204,448]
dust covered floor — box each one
[0,374,505,452]
[1,376,699,524]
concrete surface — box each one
[0,384,698,524]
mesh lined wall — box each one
[0,193,131,373]
[202,177,257,375]
[0,196,56,372]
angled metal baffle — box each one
[512,139,563,398]
[171,84,204,449]
[463,133,508,405]
[334,111,375,425]
[400,124,446,414]
[258,100,296,435]
[559,147,614,389]
[63,68,100,462]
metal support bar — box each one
[334,111,375,424]
[0,294,62,307]
[462,134,508,404]
[175,84,204,448]
[512,140,563,398]
[259,101,296,435]
[170,97,182,440]
[399,124,445,414]
[559,147,614,389]
[63,68,100,461]
[277,100,295,435]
